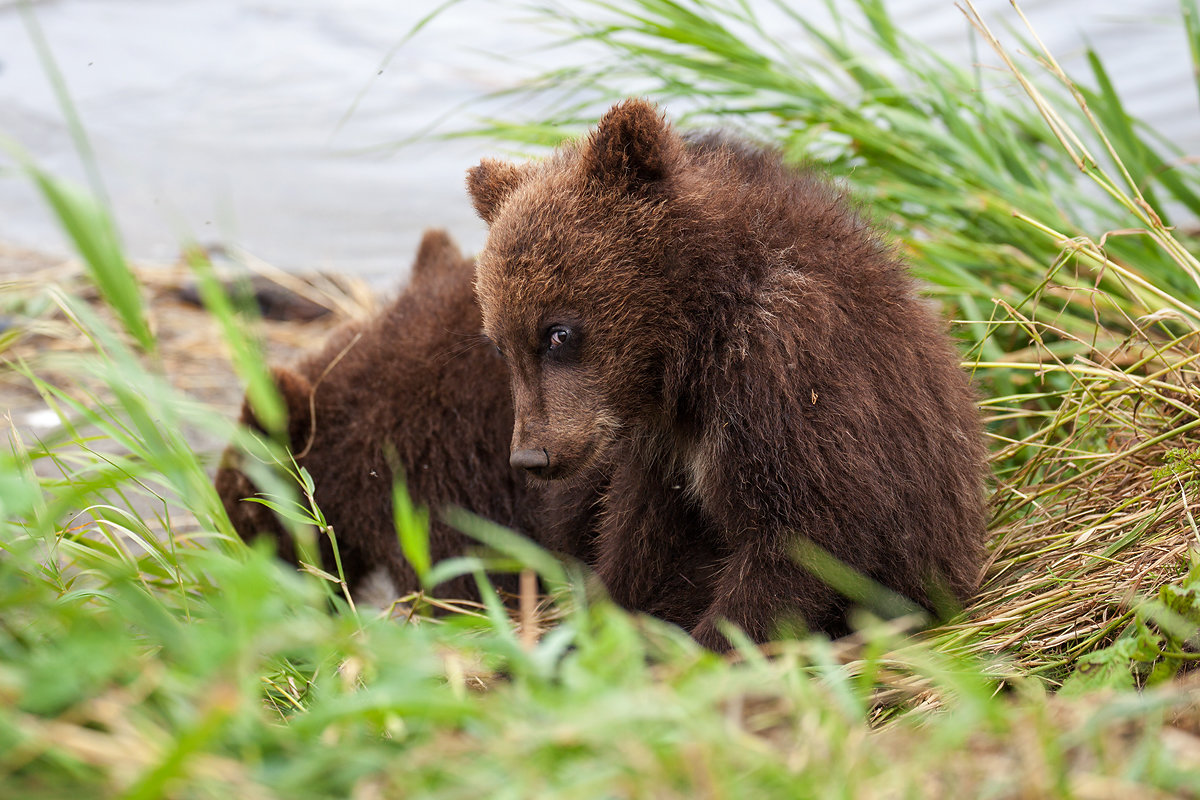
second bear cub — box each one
[468,99,988,648]
[217,230,536,602]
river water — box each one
[0,0,1194,284]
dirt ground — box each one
[0,240,377,465]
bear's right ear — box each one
[410,228,465,289]
[582,98,678,191]
[466,158,527,224]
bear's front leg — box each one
[593,459,720,630]
[690,537,844,650]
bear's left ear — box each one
[582,98,678,190]
[466,158,528,224]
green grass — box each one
[3,1,1200,796]
[473,0,1200,395]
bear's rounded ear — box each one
[583,98,678,191]
[466,158,528,224]
[410,228,465,289]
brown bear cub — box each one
[468,99,988,649]
[216,229,560,603]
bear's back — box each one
[678,133,987,606]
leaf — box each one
[25,164,155,352]
[392,473,432,585]
[443,507,569,590]
[183,247,285,436]
[1059,637,1140,696]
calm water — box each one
[0,0,1193,284]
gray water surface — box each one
[0,0,1194,284]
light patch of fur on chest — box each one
[684,426,726,506]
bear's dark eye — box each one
[548,326,571,350]
[543,323,581,363]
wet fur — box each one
[469,100,988,648]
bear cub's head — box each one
[467,99,695,480]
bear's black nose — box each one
[510,448,549,471]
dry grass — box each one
[950,327,1200,677]
[0,242,375,421]
[5,237,1196,689]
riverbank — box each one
[0,241,373,443]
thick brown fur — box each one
[215,229,587,601]
[468,99,989,649]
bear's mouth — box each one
[518,437,605,482]
[526,455,573,482]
